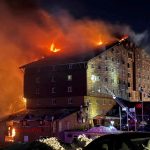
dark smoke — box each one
[0,0,149,119]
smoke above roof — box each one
[0,0,148,118]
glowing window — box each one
[68,75,72,81]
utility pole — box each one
[139,86,144,122]
[119,106,122,130]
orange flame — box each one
[119,35,128,42]
[97,40,103,46]
[50,42,60,53]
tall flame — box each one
[50,42,60,53]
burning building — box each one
[3,36,150,143]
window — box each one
[104,78,108,82]
[68,97,73,104]
[98,88,101,93]
[51,76,55,82]
[52,65,55,71]
[98,66,101,69]
[52,87,56,93]
[128,63,130,68]
[35,88,40,95]
[105,67,108,71]
[103,100,106,105]
[129,93,131,97]
[37,68,41,73]
[35,77,40,84]
[128,73,131,78]
[68,87,72,92]
[111,79,114,83]
[22,120,27,126]
[39,120,44,126]
[91,64,94,68]
[68,64,72,69]
[52,98,56,105]
[68,75,72,81]
[128,82,130,87]
[128,52,132,58]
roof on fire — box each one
[20,38,128,69]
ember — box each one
[119,35,129,42]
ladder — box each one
[104,86,136,120]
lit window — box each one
[52,87,56,93]
[68,97,73,104]
[68,75,72,81]
[68,87,72,92]
[98,88,101,93]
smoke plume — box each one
[0,0,148,118]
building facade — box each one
[4,37,150,142]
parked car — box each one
[84,132,150,150]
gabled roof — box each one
[11,108,79,121]
[20,38,127,69]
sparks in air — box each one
[50,42,60,53]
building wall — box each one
[84,96,116,119]
[27,96,84,109]
[86,43,129,100]
[136,49,150,101]
[24,62,87,109]
[10,111,88,142]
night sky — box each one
[40,0,150,33]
